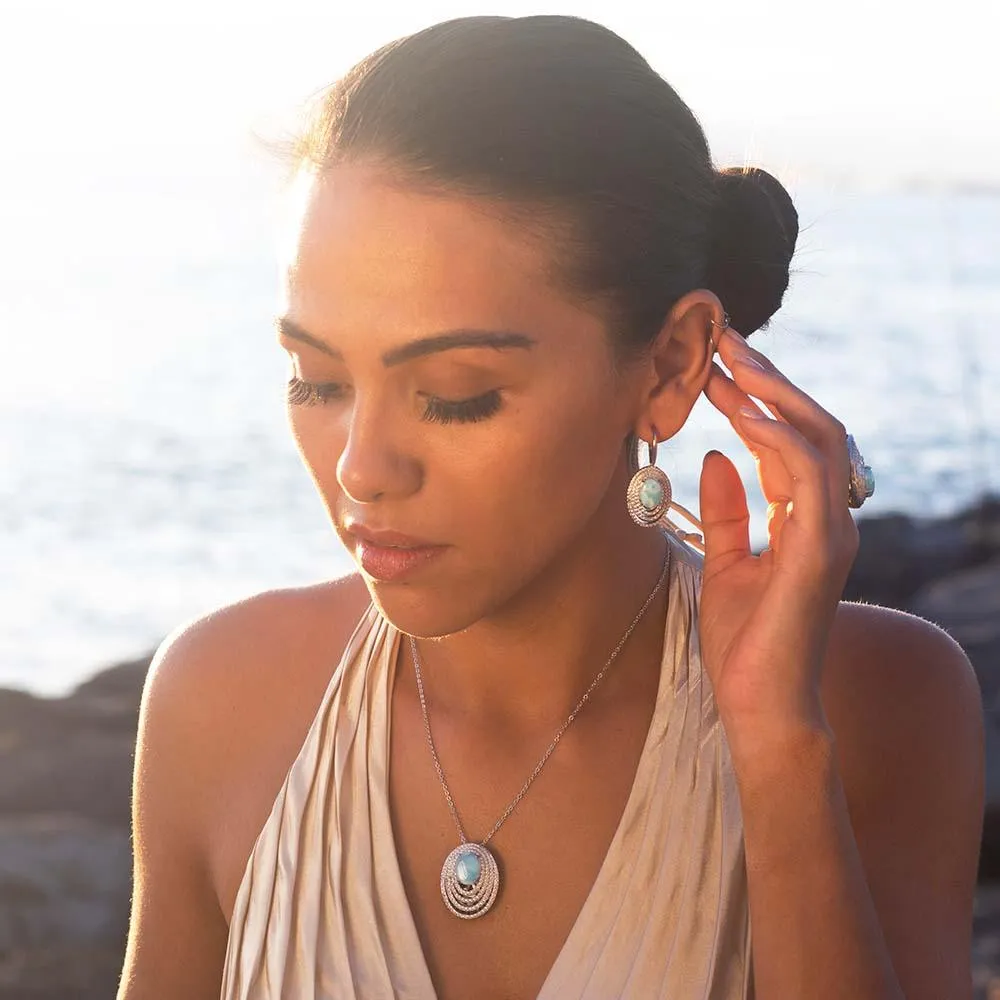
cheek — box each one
[458,387,624,549]
[286,407,346,496]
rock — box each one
[71,653,153,712]
[981,720,1000,882]
[973,885,1000,998]
[0,657,149,998]
[0,814,132,999]
[910,560,1000,883]
[910,558,1000,647]
[910,560,1000,707]
[845,494,1000,608]
[0,655,150,829]
[0,814,131,950]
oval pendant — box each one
[440,842,500,919]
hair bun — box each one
[705,167,798,336]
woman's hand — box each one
[697,325,860,752]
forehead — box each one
[278,163,580,344]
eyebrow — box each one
[274,316,536,367]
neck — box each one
[403,515,672,729]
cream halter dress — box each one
[220,534,754,998]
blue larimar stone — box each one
[639,476,664,511]
[455,851,481,887]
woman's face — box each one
[278,163,645,637]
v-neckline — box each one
[377,542,679,999]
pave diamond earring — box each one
[626,430,707,555]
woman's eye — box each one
[421,390,502,425]
[287,376,501,424]
[287,376,347,407]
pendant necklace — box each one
[409,544,671,920]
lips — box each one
[345,522,448,583]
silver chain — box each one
[409,544,671,847]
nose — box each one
[336,396,422,504]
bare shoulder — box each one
[145,572,373,741]
[153,571,373,898]
[819,600,985,997]
[821,600,984,801]
[118,573,371,998]
[140,572,373,808]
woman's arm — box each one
[116,575,371,999]
[730,605,984,1000]
[116,628,232,1000]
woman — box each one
[117,15,984,1000]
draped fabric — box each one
[220,535,754,999]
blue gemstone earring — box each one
[626,430,672,526]
[626,430,707,555]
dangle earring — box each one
[626,430,707,555]
[626,430,673,527]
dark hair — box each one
[280,15,798,349]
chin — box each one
[364,579,487,639]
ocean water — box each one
[2,150,998,697]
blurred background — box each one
[0,0,998,996]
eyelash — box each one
[423,391,502,425]
[287,377,344,407]
[286,377,502,425]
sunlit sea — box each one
[2,147,998,696]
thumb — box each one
[700,450,750,570]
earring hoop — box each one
[708,312,731,354]
[646,432,658,467]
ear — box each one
[633,289,726,443]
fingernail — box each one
[739,405,764,420]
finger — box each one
[699,449,751,572]
[717,329,838,443]
[734,408,832,538]
[704,363,782,457]
[705,363,794,500]
[728,356,848,467]
[716,329,851,510]
[766,495,794,551]
[705,364,807,550]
